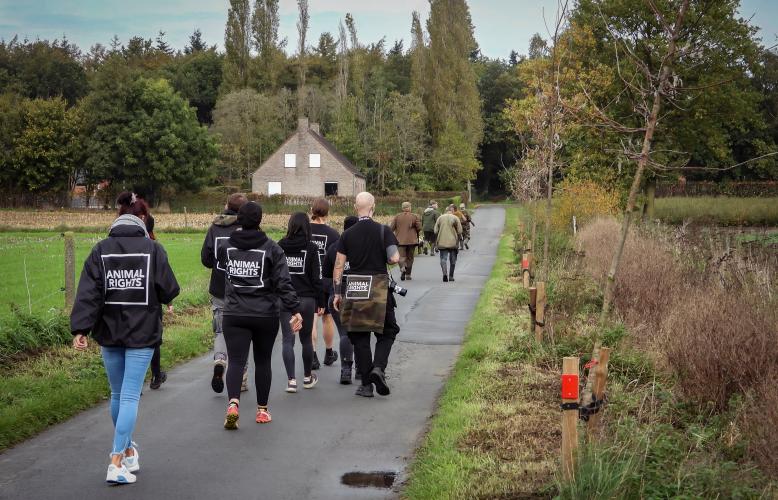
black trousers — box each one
[347,300,400,386]
[222,315,279,406]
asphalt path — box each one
[0,206,505,500]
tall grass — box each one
[655,196,778,226]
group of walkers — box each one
[398,200,474,282]
[71,190,466,485]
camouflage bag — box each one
[341,273,389,333]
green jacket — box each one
[434,213,462,250]
[422,207,440,232]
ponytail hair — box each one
[116,191,134,216]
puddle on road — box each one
[341,471,397,489]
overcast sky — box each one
[0,0,776,60]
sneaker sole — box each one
[303,379,318,389]
[323,356,338,366]
[211,365,225,393]
[106,477,135,484]
[224,413,239,430]
[286,387,298,393]
[369,372,391,396]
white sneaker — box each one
[122,442,140,473]
[106,463,136,484]
[286,379,298,393]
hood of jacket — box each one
[213,210,239,227]
[109,214,149,238]
[278,232,308,253]
[424,207,435,213]
[229,229,269,250]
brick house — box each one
[251,117,366,197]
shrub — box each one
[0,310,71,365]
[552,180,619,232]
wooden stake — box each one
[535,281,546,342]
[561,356,579,482]
[529,287,537,335]
[64,231,75,312]
[587,347,611,437]
[522,252,530,289]
[184,206,189,228]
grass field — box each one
[655,196,778,226]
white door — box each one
[268,182,282,195]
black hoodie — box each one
[201,210,240,299]
[278,233,324,309]
[217,229,301,317]
[70,222,180,348]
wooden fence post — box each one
[586,347,611,437]
[561,356,580,482]
[522,252,530,289]
[184,206,189,228]
[64,231,75,312]
[535,281,546,342]
[529,286,537,335]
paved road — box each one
[0,206,505,500]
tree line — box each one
[0,0,775,205]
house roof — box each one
[308,130,365,179]
[253,127,365,179]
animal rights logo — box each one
[225,247,266,288]
[101,253,151,305]
[345,275,373,300]
[286,250,307,275]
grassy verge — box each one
[404,207,558,499]
[0,308,212,451]
[655,196,778,226]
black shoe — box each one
[443,275,448,282]
[449,276,455,282]
[312,352,321,370]
[211,364,225,393]
[406,275,412,281]
[400,271,406,281]
[340,363,353,385]
[150,371,167,390]
[465,242,469,249]
[423,248,428,255]
[355,384,374,398]
[369,367,391,396]
[324,349,338,366]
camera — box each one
[389,277,408,297]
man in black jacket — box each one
[201,193,247,393]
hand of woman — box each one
[290,313,303,332]
[316,307,325,316]
[73,334,88,351]
[167,304,174,314]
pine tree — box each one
[224,0,251,89]
[155,31,173,56]
[185,29,207,54]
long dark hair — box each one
[286,212,311,240]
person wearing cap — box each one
[459,202,475,249]
[452,204,467,250]
[217,202,303,429]
[421,200,440,255]
[389,201,422,281]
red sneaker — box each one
[224,402,239,430]
[256,407,272,424]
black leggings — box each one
[347,303,400,386]
[151,345,161,377]
[281,296,315,379]
[222,315,279,406]
[328,295,354,363]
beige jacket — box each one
[434,213,462,250]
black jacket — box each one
[70,223,180,348]
[200,211,240,299]
[217,229,301,317]
[278,234,325,309]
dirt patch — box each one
[459,363,559,498]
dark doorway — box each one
[324,182,338,196]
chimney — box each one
[297,117,309,135]
[310,122,320,135]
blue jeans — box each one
[101,346,154,455]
